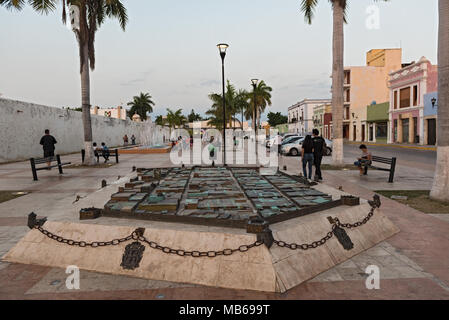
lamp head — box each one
[251,79,259,87]
[431,97,437,107]
[217,43,229,59]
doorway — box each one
[428,119,436,145]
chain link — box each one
[34,226,264,258]
[33,206,376,253]
[334,208,375,229]
[272,207,376,251]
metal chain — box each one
[334,207,375,229]
[36,226,133,247]
[273,230,334,251]
[34,226,264,257]
[272,207,376,250]
[33,206,376,253]
[139,235,264,258]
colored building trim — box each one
[388,57,438,145]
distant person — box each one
[208,136,217,161]
[39,129,57,169]
[275,133,282,154]
[123,134,129,146]
[301,135,314,180]
[93,142,100,158]
[312,129,326,182]
[101,142,110,163]
[354,144,372,176]
[131,134,136,145]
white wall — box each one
[0,98,167,163]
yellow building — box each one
[343,49,402,141]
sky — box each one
[0,0,439,120]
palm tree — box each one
[206,81,239,130]
[155,115,165,126]
[248,80,272,131]
[234,89,250,130]
[430,0,449,201]
[166,108,186,128]
[1,0,128,165]
[300,0,388,165]
[127,92,155,121]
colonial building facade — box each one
[388,57,438,145]
[288,99,331,135]
[343,49,403,142]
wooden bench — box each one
[364,156,397,183]
[81,149,119,164]
[30,155,71,181]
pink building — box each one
[388,57,438,145]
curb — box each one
[346,142,436,152]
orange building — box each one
[342,49,403,141]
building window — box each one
[394,91,398,109]
[400,87,411,108]
[413,85,418,106]
[344,71,351,85]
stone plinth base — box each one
[2,203,399,292]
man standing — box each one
[275,133,283,155]
[312,129,326,182]
[39,129,57,169]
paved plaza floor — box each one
[0,148,448,299]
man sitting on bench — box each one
[354,144,372,176]
[101,142,110,163]
[39,129,57,170]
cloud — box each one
[120,69,154,86]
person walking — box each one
[312,129,326,182]
[39,129,57,169]
[301,135,314,180]
[123,134,129,146]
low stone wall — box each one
[0,98,169,163]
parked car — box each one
[281,138,333,156]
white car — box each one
[282,138,333,156]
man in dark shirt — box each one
[312,129,326,182]
[39,129,57,168]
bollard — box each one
[246,216,274,248]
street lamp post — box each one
[217,43,229,166]
[251,79,259,161]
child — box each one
[354,144,372,176]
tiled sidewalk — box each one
[0,153,448,299]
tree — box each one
[248,80,272,130]
[234,89,250,130]
[430,0,449,201]
[127,92,155,121]
[206,81,239,130]
[187,109,203,123]
[155,115,165,126]
[300,0,388,165]
[1,0,128,165]
[267,112,288,127]
[165,108,187,129]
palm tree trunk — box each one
[331,2,345,166]
[80,41,96,165]
[430,0,449,201]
